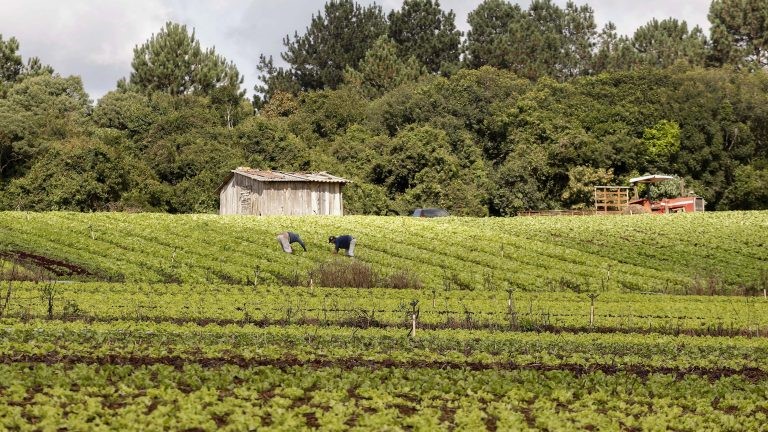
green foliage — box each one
[709,0,768,68]
[236,116,308,171]
[258,91,300,119]
[632,18,708,68]
[387,0,462,75]
[343,36,423,98]
[561,166,614,209]
[125,22,245,102]
[253,55,301,108]
[643,119,682,162]
[0,34,52,96]
[0,74,90,180]
[464,0,526,70]
[92,91,157,139]
[2,324,768,430]
[296,88,367,138]
[593,22,637,73]
[342,182,390,215]
[464,0,597,80]
[373,125,459,195]
[0,210,766,429]
[280,0,387,91]
[645,175,684,200]
[144,93,222,141]
[0,139,130,211]
[720,165,768,210]
[328,125,386,179]
[0,35,23,87]
[5,8,768,214]
[490,144,556,215]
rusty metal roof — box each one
[232,168,350,183]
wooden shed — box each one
[216,168,350,216]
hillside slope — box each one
[1,211,766,293]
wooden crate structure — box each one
[594,186,631,214]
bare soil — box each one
[0,251,94,277]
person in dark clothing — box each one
[277,231,307,254]
[328,235,356,257]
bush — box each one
[308,259,422,289]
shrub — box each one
[308,259,422,289]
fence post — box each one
[409,300,419,339]
[588,293,599,328]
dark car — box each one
[412,208,450,218]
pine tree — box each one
[464,0,524,70]
[709,0,768,68]
[632,18,707,68]
[388,0,462,75]
[126,22,244,99]
[0,35,23,85]
[344,36,423,98]
[281,0,387,91]
[0,34,52,94]
[464,0,598,80]
[594,23,635,73]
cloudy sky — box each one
[1,0,713,101]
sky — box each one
[1,0,713,101]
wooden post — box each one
[322,297,327,323]
[409,300,419,339]
[588,293,599,327]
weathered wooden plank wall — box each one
[219,174,344,215]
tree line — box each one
[0,0,766,214]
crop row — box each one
[2,320,768,372]
[1,211,766,292]
[2,362,765,432]
[3,282,767,336]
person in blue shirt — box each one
[328,235,356,257]
[276,231,307,254]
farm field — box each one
[1,211,767,292]
[1,211,768,430]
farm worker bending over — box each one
[328,235,356,257]
[276,231,307,254]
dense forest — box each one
[0,0,766,215]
